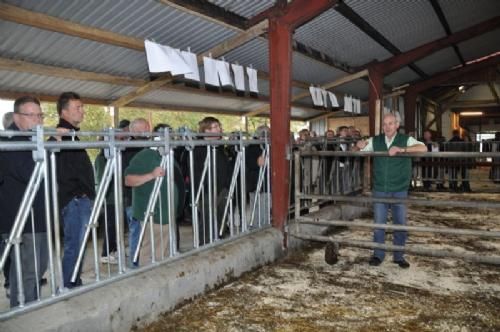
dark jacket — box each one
[49,119,95,208]
[246,144,267,193]
[193,144,231,195]
[0,123,46,234]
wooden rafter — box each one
[0,3,144,51]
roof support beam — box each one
[408,55,500,94]
[488,82,500,104]
[269,18,293,232]
[368,67,384,135]
[334,1,428,79]
[162,0,356,73]
[268,0,339,233]
[429,0,466,66]
[405,55,500,132]
[373,16,500,75]
[0,3,144,51]
[111,19,269,107]
[0,57,145,86]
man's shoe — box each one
[324,242,339,265]
[394,259,410,269]
[369,256,382,266]
[100,251,118,265]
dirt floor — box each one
[139,189,500,332]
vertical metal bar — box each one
[114,147,125,274]
[189,149,199,249]
[43,151,56,295]
[211,146,218,241]
[159,189,165,261]
[50,151,64,291]
[266,141,271,225]
[30,210,40,301]
[207,146,214,243]
[168,148,177,256]
[149,215,155,263]
[91,218,100,282]
[13,240,25,307]
[240,144,247,232]
[103,198,111,277]
[294,151,301,221]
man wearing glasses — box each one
[0,96,48,307]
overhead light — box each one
[460,111,483,116]
[458,85,466,93]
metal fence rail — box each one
[291,147,500,266]
[0,126,271,316]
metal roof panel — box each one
[294,8,393,68]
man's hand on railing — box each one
[151,166,165,178]
[355,139,368,151]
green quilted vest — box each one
[372,133,412,192]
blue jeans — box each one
[62,197,92,288]
[373,191,407,262]
[126,206,140,267]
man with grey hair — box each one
[355,112,426,268]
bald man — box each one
[356,113,426,268]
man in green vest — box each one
[356,113,426,268]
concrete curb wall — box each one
[0,227,284,332]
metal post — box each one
[188,148,198,249]
[43,150,56,295]
[50,151,64,290]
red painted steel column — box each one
[269,18,292,231]
[368,67,383,136]
[404,88,417,133]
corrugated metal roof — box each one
[345,0,446,52]
[207,0,276,19]
[294,8,393,68]
[414,47,461,76]
[332,79,369,100]
[384,67,420,87]
[0,70,134,99]
[457,30,500,62]
[4,0,237,53]
[437,0,500,32]
[0,21,149,79]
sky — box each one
[0,99,14,129]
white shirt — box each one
[361,135,424,152]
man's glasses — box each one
[18,113,45,119]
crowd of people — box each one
[1,92,497,308]
[0,93,270,307]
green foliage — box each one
[40,102,307,161]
